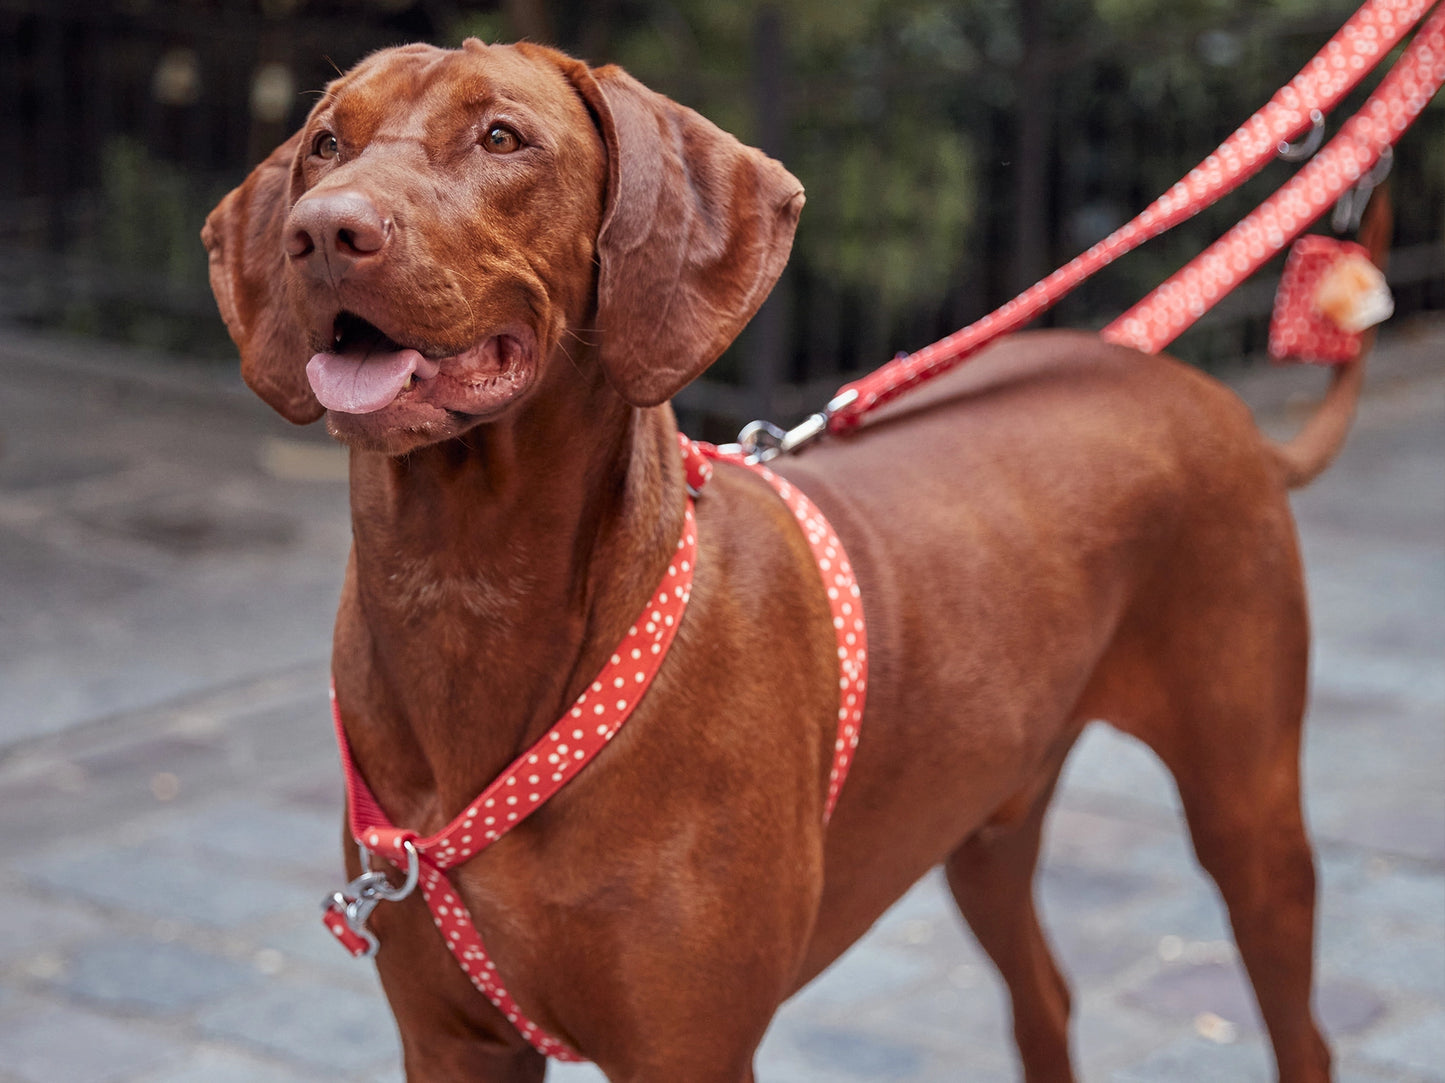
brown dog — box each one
[203,39,1359,1082]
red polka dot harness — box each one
[323,436,866,1061]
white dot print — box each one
[741,455,867,823]
[1104,8,1440,355]
[325,437,874,1062]
[825,0,1435,429]
[325,487,702,1064]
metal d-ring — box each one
[355,838,420,902]
[323,839,422,958]
[1278,109,1325,162]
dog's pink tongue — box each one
[306,348,438,414]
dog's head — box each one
[202,41,803,453]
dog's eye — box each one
[483,125,521,154]
[312,132,339,161]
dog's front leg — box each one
[363,893,548,1083]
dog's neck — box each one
[333,371,686,834]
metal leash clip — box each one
[1277,109,1326,162]
[1333,145,1392,234]
[321,838,421,959]
[731,388,860,463]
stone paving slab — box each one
[0,330,350,748]
[194,977,402,1075]
[1,998,186,1083]
[52,937,263,1015]
[0,321,1441,1080]
[130,1048,319,1083]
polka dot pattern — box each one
[326,496,698,1062]
[1267,235,1375,363]
[322,906,374,957]
[698,445,867,821]
[321,436,868,1063]
[412,862,579,1058]
[1103,8,1442,355]
[822,0,1434,431]
[680,433,714,493]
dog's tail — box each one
[1265,188,1391,491]
[1266,349,1368,490]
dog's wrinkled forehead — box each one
[316,40,587,150]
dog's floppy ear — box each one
[201,133,323,424]
[571,63,805,407]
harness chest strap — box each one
[702,444,867,812]
[324,435,866,1062]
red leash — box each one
[747,0,1440,455]
[1102,5,1443,352]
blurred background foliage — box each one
[1,0,1440,433]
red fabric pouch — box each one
[1269,235,1393,365]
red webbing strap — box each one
[699,445,867,819]
[826,0,1435,431]
[1103,5,1445,352]
[329,498,698,1062]
[324,435,868,1063]
[333,500,696,867]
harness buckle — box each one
[321,838,420,959]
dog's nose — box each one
[286,191,390,272]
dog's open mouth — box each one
[306,311,531,417]
[305,312,439,414]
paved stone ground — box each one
[0,320,1440,1082]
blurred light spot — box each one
[25,953,66,980]
[251,62,296,124]
[171,711,222,737]
[1183,939,1237,965]
[152,47,201,106]
[260,436,349,482]
[254,947,287,975]
[149,771,180,801]
[1197,30,1242,68]
[1194,1010,1238,1044]
[901,918,933,945]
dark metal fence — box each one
[2,0,1440,438]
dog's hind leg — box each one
[945,746,1078,1083]
[1174,756,1330,1082]
[1139,683,1331,1083]
[1091,537,1331,1083]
